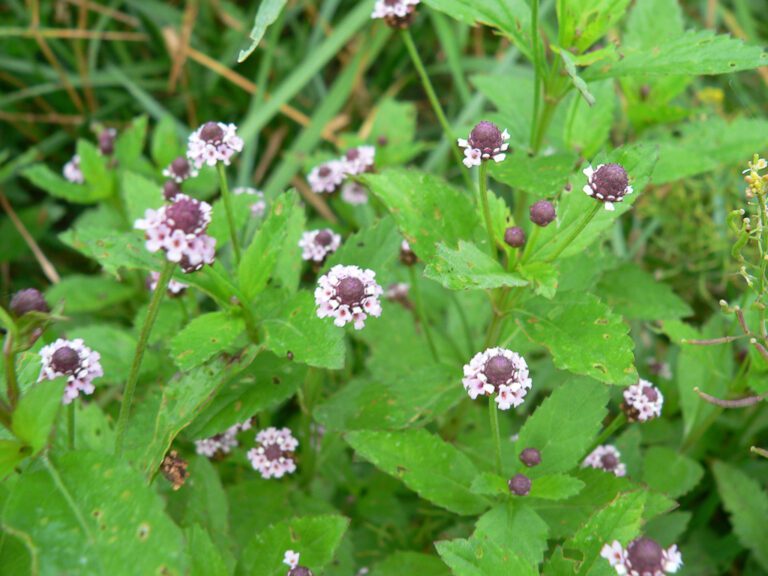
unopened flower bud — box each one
[504,226,526,248]
[508,473,531,496]
[9,288,49,317]
[529,200,556,227]
[519,447,541,467]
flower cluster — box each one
[461,348,532,410]
[743,155,767,198]
[601,537,682,575]
[134,194,216,273]
[233,186,267,218]
[39,338,103,404]
[163,156,198,183]
[195,418,253,458]
[622,379,664,422]
[315,265,383,329]
[582,445,626,477]
[63,155,84,184]
[307,145,375,198]
[457,121,510,168]
[371,0,420,28]
[247,427,299,479]
[187,121,244,169]
[341,182,369,205]
[98,128,117,156]
[148,271,188,297]
[583,163,633,211]
[299,229,342,263]
[283,550,313,576]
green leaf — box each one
[2,451,187,575]
[22,164,106,204]
[74,324,140,384]
[114,116,148,167]
[642,446,704,499]
[361,169,481,264]
[585,30,768,79]
[519,262,559,299]
[522,294,637,385]
[315,365,460,431]
[435,536,537,576]
[59,228,160,277]
[346,429,488,515]
[425,241,528,291]
[529,474,587,500]
[558,49,596,106]
[46,275,135,314]
[0,440,30,480]
[207,193,258,249]
[12,378,65,453]
[121,171,163,224]
[563,80,616,158]
[475,503,549,565]
[77,139,113,198]
[238,191,300,301]
[324,216,401,274]
[170,311,245,370]
[186,525,229,576]
[237,0,288,63]
[712,461,768,571]
[151,115,184,169]
[596,263,692,320]
[489,152,577,199]
[371,552,450,576]
[558,0,631,52]
[237,515,349,576]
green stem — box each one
[3,333,19,408]
[400,28,474,190]
[114,260,174,456]
[68,404,75,450]
[489,398,503,475]
[478,162,497,258]
[408,266,439,362]
[217,163,241,265]
[520,225,541,265]
[544,203,601,262]
[529,0,542,150]
[589,412,627,453]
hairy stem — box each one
[545,203,601,262]
[217,163,241,265]
[589,412,627,453]
[529,0,542,150]
[478,162,497,258]
[114,260,174,456]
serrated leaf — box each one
[12,378,65,453]
[22,164,106,204]
[563,80,616,158]
[522,294,637,385]
[46,275,135,314]
[324,216,400,273]
[151,115,184,169]
[77,139,113,198]
[435,536,537,576]
[237,0,288,63]
[74,324,140,385]
[475,503,549,565]
[519,262,559,299]
[170,311,245,370]
[361,169,481,264]
[186,525,228,576]
[425,241,528,291]
[489,152,577,199]
[712,461,768,571]
[0,440,31,480]
[559,49,595,106]
[59,228,160,277]
[371,552,449,576]
[346,429,488,515]
[121,171,163,224]
[642,446,703,499]
[2,451,187,575]
[237,515,349,576]
[558,0,631,53]
[114,116,148,167]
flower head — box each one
[63,155,84,184]
[508,473,531,496]
[307,160,346,194]
[504,226,526,248]
[457,121,510,167]
[195,419,253,458]
[299,229,342,263]
[39,338,103,404]
[647,358,672,381]
[622,379,664,423]
[147,271,188,297]
[530,200,556,227]
[461,348,532,410]
[582,445,626,477]
[163,156,198,183]
[341,182,369,205]
[400,239,417,266]
[233,187,267,218]
[583,163,633,211]
[187,121,244,169]
[162,180,182,201]
[134,194,216,273]
[342,146,376,176]
[10,288,49,317]
[371,0,420,28]
[247,427,299,479]
[601,537,682,575]
[315,265,383,330]
[519,447,541,468]
[98,128,117,156]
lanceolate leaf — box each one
[237,0,288,63]
[425,241,528,291]
[170,311,245,370]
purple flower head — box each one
[299,229,342,263]
[508,473,531,496]
[458,121,510,168]
[308,160,346,194]
[341,182,369,205]
[601,537,682,575]
[10,288,49,317]
[371,0,420,28]
[583,163,633,211]
[622,379,664,423]
[134,194,216,274]
[163,180,182,202]
[248,427,299,479]
[315,265,383,330]
[187,121,244,169]
[148,271,188,297]
[400,239,417,266]
[98,128,117,156]
[582,444,626,477]
[462,348,532,410]
[39,338,103,404]
[233,187,267,218]
[519,447,541,468]
[529,200,556,227]
[504,226,526,248]
[195,419,252,458]
[63,155,84,184]
[342,146,376,176]
[163,156,198,183]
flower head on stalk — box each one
[39,338,103,404]
[299,229,342,263]
[194,418,253,458]
[163,156,198,183]
[315,265,383,329]
[307,160,347,194]
[601,537,683,575]
[134,194,216,274]
[147,271,188,297]
[63,155,84,184]
[461,348,532,410]
[233,187,267,218]
[341,146,376,176]
[247,427,299,479]
[187,121,244,169]
[582,445,626,477]
[10,288,49,317]
[583,163,633,211]
[457,121,510,168]
[622,379,664,423]
[371,0,420,28]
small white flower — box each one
[247,427,299,479]
[371,0,420,20]
[63,155,84,184]
[341,145,376,175]
[299,229,342,263]
[307,160,346,194]
[582,445,626,477]
[283,550,300,569]
[195,419,253,458]
[340,181,369,205]
[187,121,244,169]
[233,186,267,218]
[662,544,683,573]
[39,338,103,404]
[622,379,664,423]
[148,271,188,296]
